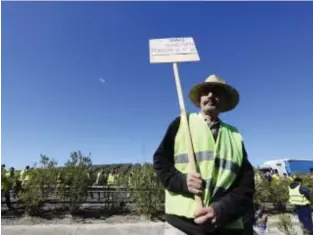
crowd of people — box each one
[1,164,33,209]
[1,164,127,209]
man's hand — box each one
[186,172,203,195]
[194,207,216,224]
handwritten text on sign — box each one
[150,38,198,56]
[149,37,200,63]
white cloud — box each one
[98,77,106,84]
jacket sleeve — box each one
[299,186,311,201]
[153,117,192,197]
[210,142,255,228]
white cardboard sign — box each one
[149,37,200,63]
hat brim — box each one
[188,82,239,112]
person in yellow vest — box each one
[288,177,313,235]
[4,167,16,209]
[128,171,133,186]
[153,75,255,235]
[93,169,106,199]
[107,168,116,185]
[114,168,120,185]
[254,170,263,184]
[94,169,106,186]
[19,166,31,186]
[16,166,31,195]
[56,170,64,197]
[1,164,7,193]
[1,164,6,174]
[271,170,280,182]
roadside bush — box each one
[302,175,313,200]
[57,151,92,214]
[10,155,313,218]
[255,174,313,211]
[254,176,272,205]
[126,163,164,219]
[276,214,297,235]
[18,155,58,216]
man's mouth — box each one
[206,99,215,106]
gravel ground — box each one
[1,214,150,226]
[1,203,157,226]
[1,203,304,230]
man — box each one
[153,75,255,235]
[288,177,312,235]
[16,165,30,195]
[271,170,280,185]
[93,169,106,200]
[1,164,7,192]
[264,171,272,182]
[19,165,31,185]
[4,167,16,209]
[107,168,117,185]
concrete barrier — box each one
[2,222,165,235]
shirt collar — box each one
[198,112,221,128]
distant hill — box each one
[55,163,143,175]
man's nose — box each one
[206,92,214,98]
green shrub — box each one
[18,155,58,216]
[14,155,313,218]
[57,151,92,214]
[126,163,164,219]
[254,175,313,211]
[254,175,272,205]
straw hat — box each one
[188,74,239,112]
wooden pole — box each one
[172,62,203,210]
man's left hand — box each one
[194,206,216,224]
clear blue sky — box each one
[2,2,313,169]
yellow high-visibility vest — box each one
[254,171,263,183]
[165,113,244,229]
[107,173,115,185]
[288,185,310,206]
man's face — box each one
[199,86,225,114]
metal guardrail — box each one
[1,185,134,205]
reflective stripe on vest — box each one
[254,172,262,183]
[272,175,280,182]
[288,185,310,206]
[24,173,30,181]
[20,170,25,181]
[108,174,115,184]
[165,113,244,229]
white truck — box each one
[258,159,313,177]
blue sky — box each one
[2,2,313,169]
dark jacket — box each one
[153,117,255,235]
[289,182,311,201]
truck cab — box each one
[258,159,313,177]
[259,160,288,177]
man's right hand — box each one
[186,172,203,195]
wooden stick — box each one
[172,63,203,210]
